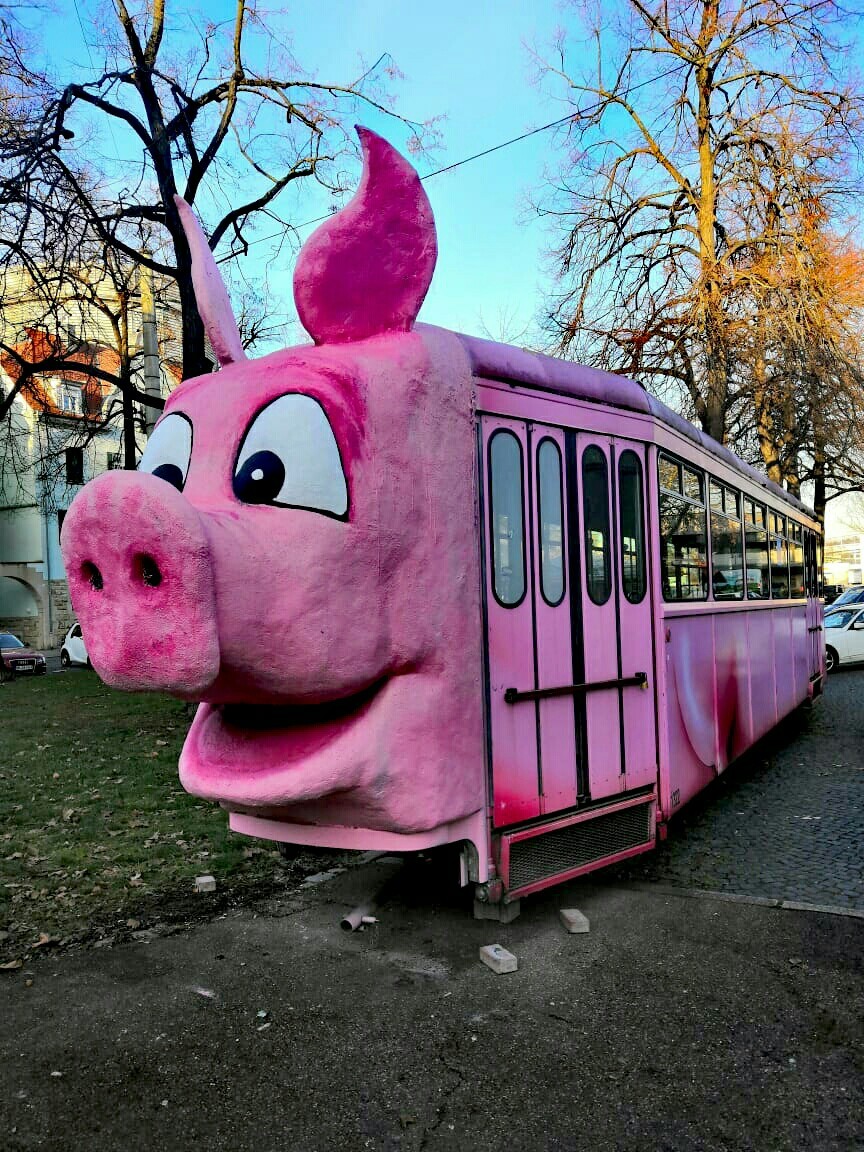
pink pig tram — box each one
[60,129,823,920]
[464,337,823,911]
[221,331,823,917]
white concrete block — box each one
[479,944,518,974]
[195,874,216,893]
[559,908,590,934]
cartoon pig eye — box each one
[138,413,193,491]
[233,394,348,518]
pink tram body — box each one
[61,129,823,916]
[231,333,824,909]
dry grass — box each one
[0,670,342,964]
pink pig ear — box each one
[293,127,437,345]
[173,196,247,368]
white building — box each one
[0,267,186,648]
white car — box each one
[824,607,864,673]
[60,623,90,669]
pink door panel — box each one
[576,435,622,798]
[532,427,579,814]
[482,417,540,826]
[615,445,657,791]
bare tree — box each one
[45,0,432,379]
[534,0,864,453]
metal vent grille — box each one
[507,803,653,891]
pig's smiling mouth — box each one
[219,680,382,731]
[179,675,391,806]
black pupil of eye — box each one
[152,463,184,491]
[233,450,286,504]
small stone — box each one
[559,908,590,934]
[194,875,216,893]
[479,944,518,974]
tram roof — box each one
[456,331,816,523]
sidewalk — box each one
[2,863,862,1151]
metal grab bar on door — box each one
[504,672,648,705]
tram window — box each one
[489,430,526,607]
[804,530,814,596]
[770,529,790,598]
[659,455,681,493]
[744,499,770,599]
[683,466,703,502]
[789,522,805,598]
[659,454,708,602]
[710,480,744,600]
[537,438,565,607]
[582,446,611,605]
[818,534,825,597]
[618,451,646,604]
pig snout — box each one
[61,470,220,695]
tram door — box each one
[483,417,579,827]
[572,435,656,801]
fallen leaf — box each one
[0,959,23,970]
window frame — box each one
[743,496,771,600]
[618,449,647,605]
[536,436,566,608]
[658,450,709,603]
[582,444,612,607]
[487,428,527,610]
[788,519,806,600]
[709,478,745,601]
[64,447,84,486]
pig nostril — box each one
[81,562,104,591]
[134,553,163,588]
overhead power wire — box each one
[214,60,689,265]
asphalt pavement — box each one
[1,860,863,1152]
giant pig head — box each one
[61,129,485,834]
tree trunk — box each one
[695,0,726,445]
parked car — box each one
[828,584,864,610]
[60,622,90,668]
[823,583,845,605]
[824,607,864,672]
[0,632,47,679]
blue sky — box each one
[40,0,569,343]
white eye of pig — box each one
[233,394,348,518]
[138,413,193,491]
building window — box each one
[107,451,122,470]
[65,447,84,486]
[489,430,526,607]
[582,445,611,606]
[658,452,708,601]
[618,451,646,604]
[57,509,67,536]
[537,438,565,606]
[60,385,83,415]
[710,480,744,600]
